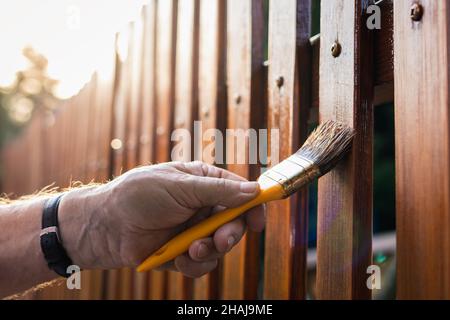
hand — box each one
[58,161,265,278]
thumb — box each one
[190,176,259,208]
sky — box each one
[0,0,147,98]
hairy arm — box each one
[0,196,57,297]
[0,161,265,298]
[0,187,96,297]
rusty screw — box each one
[276,76,284,88]
[331,41,342,58]
[410,3,423,22]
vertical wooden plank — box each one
[148,0,178,300]
[77,84,91,183]
[139,2,157,167]
[394,0,450,299]
[28,113,44,192]
[263,0,311,299]
[316,0,373,299]
[111,28,131,179]
[95,40,117,184]
[85,74,100,183]
[222,0,266,300]
[193,0,227,300]
[105,84,121,300]
[126,19,144,170]
[167,0,199,300]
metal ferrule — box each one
[260,154,321,197]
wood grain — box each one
[263,0,311,300]
[81,75,104,300]
[106,29,132,300]
[133,4,156,300]
[167,0,199,300]
[126,20,144,170]
[310,0,394,112]
[316,0,373,300]
[394,0,450,299]
[193,0,227,299]
[139,2,157,167]
[222,0,265,300]
[148,0,178,300]
[117,23,136,300]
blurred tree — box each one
[0,46,59,147]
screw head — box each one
[275,76,284,88]
[331,41,342,58]
[234,94,242,105]
[410,3,423,21]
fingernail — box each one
[197,243,209,259]
[227,236,235,251]
[240,181,258,193]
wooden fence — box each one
[1,0,450,299]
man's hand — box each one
[59,161,265,278]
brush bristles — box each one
[297,120,355,174]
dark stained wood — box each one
[0,0,403,302]
[374,0,393,86]
[394,0,450,299]
[310,0,394,111]
[193,0,227,300]
[316,0,373,300]
[222,0,265,300]
[263,0,311,300]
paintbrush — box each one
[137,120,355,272]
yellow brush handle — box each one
[136,182,284,272]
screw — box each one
[410,3,423,21]
[276,76,284,88]
[331,41,342,58]
[234,94,242,105]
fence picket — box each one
[316,0,373,300]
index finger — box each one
[173,161,249,182]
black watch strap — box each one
[40,194,73,278]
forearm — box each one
[0,161,265,298]
[0,186,102,298]
[0,197,55,297]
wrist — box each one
[58,186,104,269]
